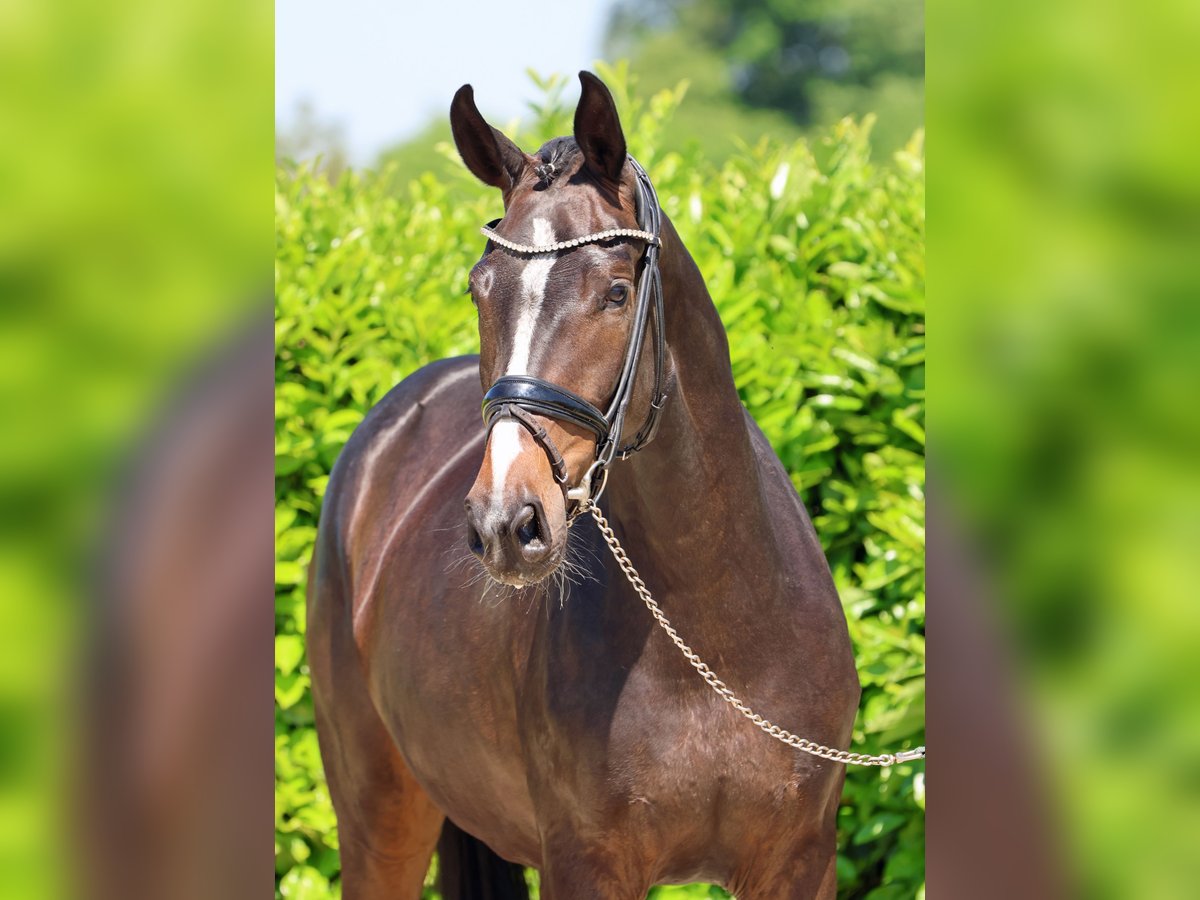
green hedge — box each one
[276,66,925,900]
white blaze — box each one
[489,218,556,502]
[488,419,524,500]
[505,218,555,376]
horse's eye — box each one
[606,283,629,307]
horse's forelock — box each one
[511,137,636,225]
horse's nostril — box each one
[514,505,540,547]
[466,522,484,558]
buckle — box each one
[566,460,608,504]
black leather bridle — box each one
[479,156,667,508]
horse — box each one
[307,71,860,899]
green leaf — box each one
[809,393,864,411]
[279,865,331,900]
[276,635,305,676]
[275,671,310,710]
[853,812,907,846]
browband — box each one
[479,225,659,255]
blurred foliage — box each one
[275,98,350,181]
[935,2,1200,896]
[276,66,924,898]
[363,2,922,189]
[1,0,269,897]
[606,0,924,156]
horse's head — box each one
[453,72,660,586]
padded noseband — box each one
[483,376,608,441]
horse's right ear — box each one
[450,85,528,192]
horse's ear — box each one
[450,85,528,191]
[574,71,626,184]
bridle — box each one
[479,156,667,510]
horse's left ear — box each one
[450,84,529,192]
[574,71,626,184]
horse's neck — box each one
[606,218,778,592]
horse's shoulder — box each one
[319,355,482,551]
[352,354,481,446]
[331,354,480,475]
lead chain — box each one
[580,501,926,768]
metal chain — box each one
[580,501,926,768]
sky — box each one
[276,0,614,164]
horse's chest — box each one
[528,646,803,827]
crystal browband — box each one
[479,225,659,255]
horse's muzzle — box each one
[464,495,555,584]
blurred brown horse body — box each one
[308,74,859,899]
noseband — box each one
[479,156,667,508]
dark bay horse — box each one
[307,72,860,898]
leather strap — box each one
[483,376,608,440]
[607,157,667,460]
[485,404,570,492]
